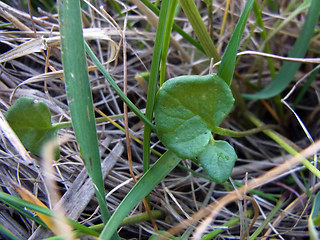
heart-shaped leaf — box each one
[198,139,237,183]
[154,74,234,159]
[5,97,59,157]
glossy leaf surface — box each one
[154,74,234,159]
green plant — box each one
[57,1,116,237]
[99,0,258,238]
[5,97,60,157]
[154,75,236,183]
[243,0,320,99]
[4,0,251,237]
[2,0,320,239]
[309,192,320,240]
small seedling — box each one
[154,74,237,183]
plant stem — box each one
[90,210,164,232]
[84,42,154,130]
[246,111,320,179]
[52,111,140,130]
[212,124,277,138]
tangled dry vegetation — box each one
[0,0,320,239]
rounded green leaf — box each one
[5,97,59,157]
[199,140,237,183]
[154,74,234,159]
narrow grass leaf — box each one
[309,192,320,240]
[259,0,311,52]
[143,0,171,173]
[179,0,220,62]
[160,0,178,86]
[252,0,276,77]
[246,112,320,179]
[149,231,180,240]
[140,0,204,53]
[13,184,56,234]
[84,42,154,129]
[57,1,116,236]
[0,225,20,240]
[0,192,100,237]
[200,211,248,239]
[249,197,283,239]
[0,192,54,218]
[243,0,320,99]
[217,0,254,85]
[99,150,181,239]
[1,198,47,228]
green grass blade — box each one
[243,0,319,99]
[0,192,54,216]
[217,0,254,85]
[179,0,220,62]
[249,197,283,239]
[252,0,276,77]
[143,0,171,173]
[57,1,117,237]
[89,210,164,232]
[259,0,311,52]
[160,0,178,86]
[246,112,320,179]
[309,192,320,240]
[1,198,47,228]
[0,192,100,237]
[84,42,154,130]
[140,0,204,53]
[200,210,253,240]
[0,224,20,240]
[99,150,181,239]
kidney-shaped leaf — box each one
[5,97,58,157]
[198,140,237,183]
[154,74,234,159]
